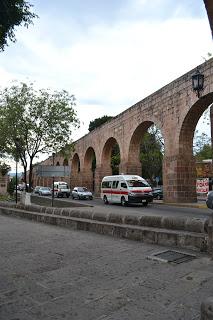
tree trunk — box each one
[28,160,33,192]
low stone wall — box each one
[0,202,209,252]
[9,202,209,234]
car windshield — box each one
[41,187,49,190]
[78,187,88,192]
[126,180,150,188]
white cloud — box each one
[0,1,212,143]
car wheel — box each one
[156,195,161,200]
[103,195,108,204]
[77,195,80,200]
[66,193,70,198]
[121,196,127,206]
[72,195,74,199]
[89,196,93,200]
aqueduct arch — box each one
[31,1,213,202]
[101,137,121,176]
[71,153,81,187]
[68,59,213,202]
[126,120,165,176]
[83,147,96,191]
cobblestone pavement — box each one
[1,214,213,320]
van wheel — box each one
[103,196,108,204]
[121,197,127,206]
[142,201,148,207]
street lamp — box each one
[51,152,56,207]
[192,67,204,98]
[14,138,21,204]
[15,155,18,204]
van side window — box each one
[102,181,112,188]
[112,181,119,189]
[121,182,127,189]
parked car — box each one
[152,187,163,200]
[34,186,42,194]
[206,191,213,209]
[38,187,52,196]
[71,187,93,200]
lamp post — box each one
[15,156,18,204]
[192,67,204,98]
[51,152,56,207]
[14,138,21,204]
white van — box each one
[53,181,70,198]
[101,175,153,206]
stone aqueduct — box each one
[33,58,213,203]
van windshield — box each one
[126,180,150,188]
[59,185,68,189]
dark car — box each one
[152,187,163,200]
[206,191,213,209]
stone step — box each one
[0,203,208,252]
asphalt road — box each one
[32,194,212,219]
[71,198,211,219]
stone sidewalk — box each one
[0,214,213,320]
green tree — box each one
[111,143,120,175]
[195,144,212,161]
[0,162,11,176]
[0,0,38,51]
[88,115,113,132]
[0,82,79,191]
[193,132,211,157]
[140,131,163,184]
[7,176,16,195]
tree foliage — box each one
[194,143,212,161]
[111,143,120,175]
[193,132,211,157]
[88,115,113,132]
[7,176,16,195]
[140,131,163,184]
[0,82,79,190]
[0,161,11,176]
[0,0,38,51]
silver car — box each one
[71,187,93,200]
[38,187,52,196]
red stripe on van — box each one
[102,189,129,195]
[102,189,152,195]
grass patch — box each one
[0,194,15,201]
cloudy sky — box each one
[1,0,212,146]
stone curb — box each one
[0,203,209,252]
[0,202,209,234]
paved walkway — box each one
[0,214,213,320]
